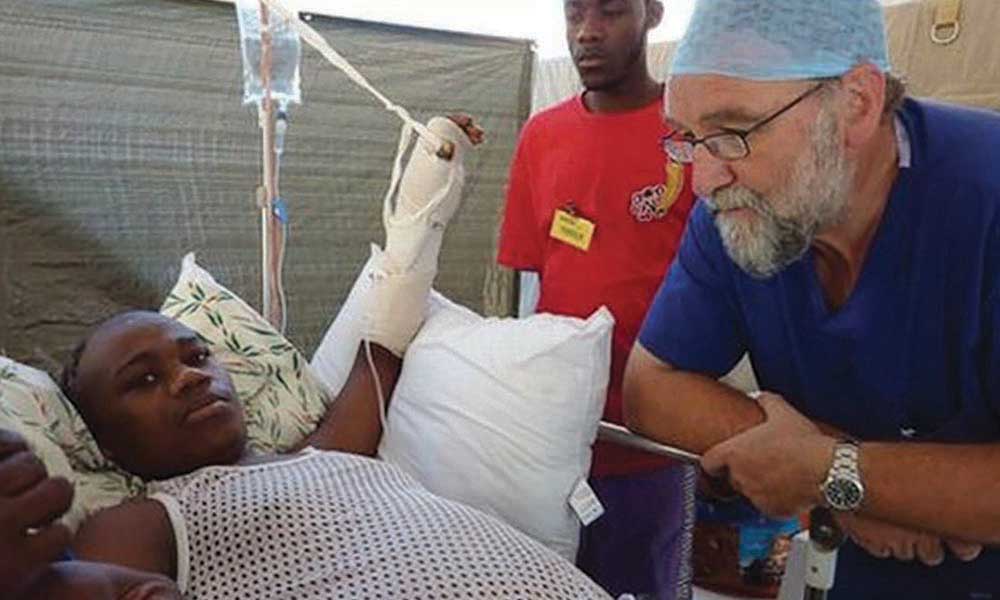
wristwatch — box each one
[821,440,865,512]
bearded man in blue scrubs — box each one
[622,1,1000,598]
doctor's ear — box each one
[837,64,889,152]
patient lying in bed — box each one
[60,115,610,599]
[66,312,607,599]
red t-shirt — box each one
[498,92,695,477]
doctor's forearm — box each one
[622,346,765,454]
[855,441,1000,544]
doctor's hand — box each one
[836,512,946,565]
[944,539,984,562]
[835,513,983,566]
[701,393,833,519]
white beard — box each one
[707,105,855,279]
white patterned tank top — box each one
[148,449,610,599]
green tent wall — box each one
[0,0,533,367]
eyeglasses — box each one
[662,82,827,164]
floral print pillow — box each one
[160,253,333,454]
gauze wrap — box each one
[365,117,473,357]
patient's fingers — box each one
[10,476,73,531]
[0,449,50,497]
[446,113,485,146]
[447,113,471,127]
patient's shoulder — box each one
[73,498,174,579]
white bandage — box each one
[363,265,436,357]
[397,117,471,215]
[383,116,471,273]
[363,117,472,355]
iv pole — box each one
[257,1,286,332]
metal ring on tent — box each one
[931,0,962,45]
[931,21,960,45]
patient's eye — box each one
[127,372,158,389]
[192,348,211,365]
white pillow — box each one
[378,293,612,562]
[310,245,382,395]
[311,248,613,561]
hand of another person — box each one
[115,575,183,600]
[0,428,74,598]
[17,561,182,600]
[701,393,833,519]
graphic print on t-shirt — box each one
[629,161,685,223]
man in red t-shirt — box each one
[497,1,696,598]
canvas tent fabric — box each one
[883,0,1000,110]
[532,0,1000,114]
[0,0,532,367]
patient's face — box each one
[75,312,246,480]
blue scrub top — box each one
[639,98,1000,600]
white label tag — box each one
[569,478,605,526]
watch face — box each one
[826,478,863,511]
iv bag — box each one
[235,0,302,109]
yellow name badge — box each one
[550,209,595,252]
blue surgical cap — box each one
[670,0,892,81]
